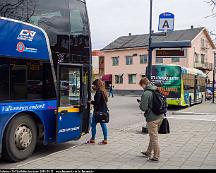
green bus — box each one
[151,65,207,106]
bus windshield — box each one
[29,0,89,35]
[0,0,88,35]
[151,65,182,98]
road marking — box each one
[168,115,216,122]
[172,112,214,115]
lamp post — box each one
[213,69,215,104]
[147,0,153,81]
[142,0,153,135]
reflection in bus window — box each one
[0,57,56,102]
[69,0,89,35]
[0,59,10,101]
[60,67,81,107]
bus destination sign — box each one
[156,49,185,57]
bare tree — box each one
[205,1,216,42]
[0,0,37,22]
[205,0,216,17]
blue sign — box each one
[158,12,175,32]
[0,17,50,60]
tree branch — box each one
[205,0,216,18]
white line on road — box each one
[168,116,216,122]
[172,112,215,115]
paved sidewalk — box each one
[12,118,216,169]
[173,101,216,114]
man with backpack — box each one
[139,77,165,162]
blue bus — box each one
[0,0,92,162]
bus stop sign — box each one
[158,12,175,32]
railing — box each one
[194,62,213,71]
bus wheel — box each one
[2,114,37,162]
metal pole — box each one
[142,0,153,134]
[213,70,215,103]
[147,0,153,81]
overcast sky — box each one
[86,0,216,49]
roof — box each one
[102,27,207,51]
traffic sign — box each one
[158,12,175,32]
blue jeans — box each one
[109,90,114,97]
[91,114,108,140]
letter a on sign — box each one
[162,20,170,29]
[158,12,175,32]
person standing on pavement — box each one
[87,79,109,145]
[139,77,164,162]
[108,84,114,98]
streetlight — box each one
[147,0,153,81]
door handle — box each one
[61,110,68,114]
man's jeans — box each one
[146,119,163,159]
[91,115,108,140]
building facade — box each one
[102,27,215,95]
[92,50,105,80]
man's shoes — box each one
[141,151,151,158]
[148,157,159,162]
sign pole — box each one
[213,70,215,104]
[147,0,153,81]
[142,0,153,135]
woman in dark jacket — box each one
[87,79,109,145]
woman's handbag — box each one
[94,92,109,123]
[158,118,170,134]
[95,111,109,123]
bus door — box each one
[56,63,84,143]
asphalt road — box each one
[0,95,207,168]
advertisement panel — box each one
[0,17,49,60]
[151,65,181,98]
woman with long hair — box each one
[87,79,109,145]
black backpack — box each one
[146,89,167,115]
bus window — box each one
[183,74,195,91]
[29,0,70,51]
[69,0,89,35]
[0,57,56,102]
[59,67,81,107]
[0,58,10,101]
[11,64,27,100]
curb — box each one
[171,112,214,115]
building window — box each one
[156,58,163,64]
[201,54,205,64]
[100,57,104,64]
[115,75,123,84]
[141,74,146,78]
[201,38,205,48]
[171,57,180,63]
[140,55,148,64]
[126,56,133,65]
[128,74,136,84]
[195,53,199,63]
[112,57,119,66]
